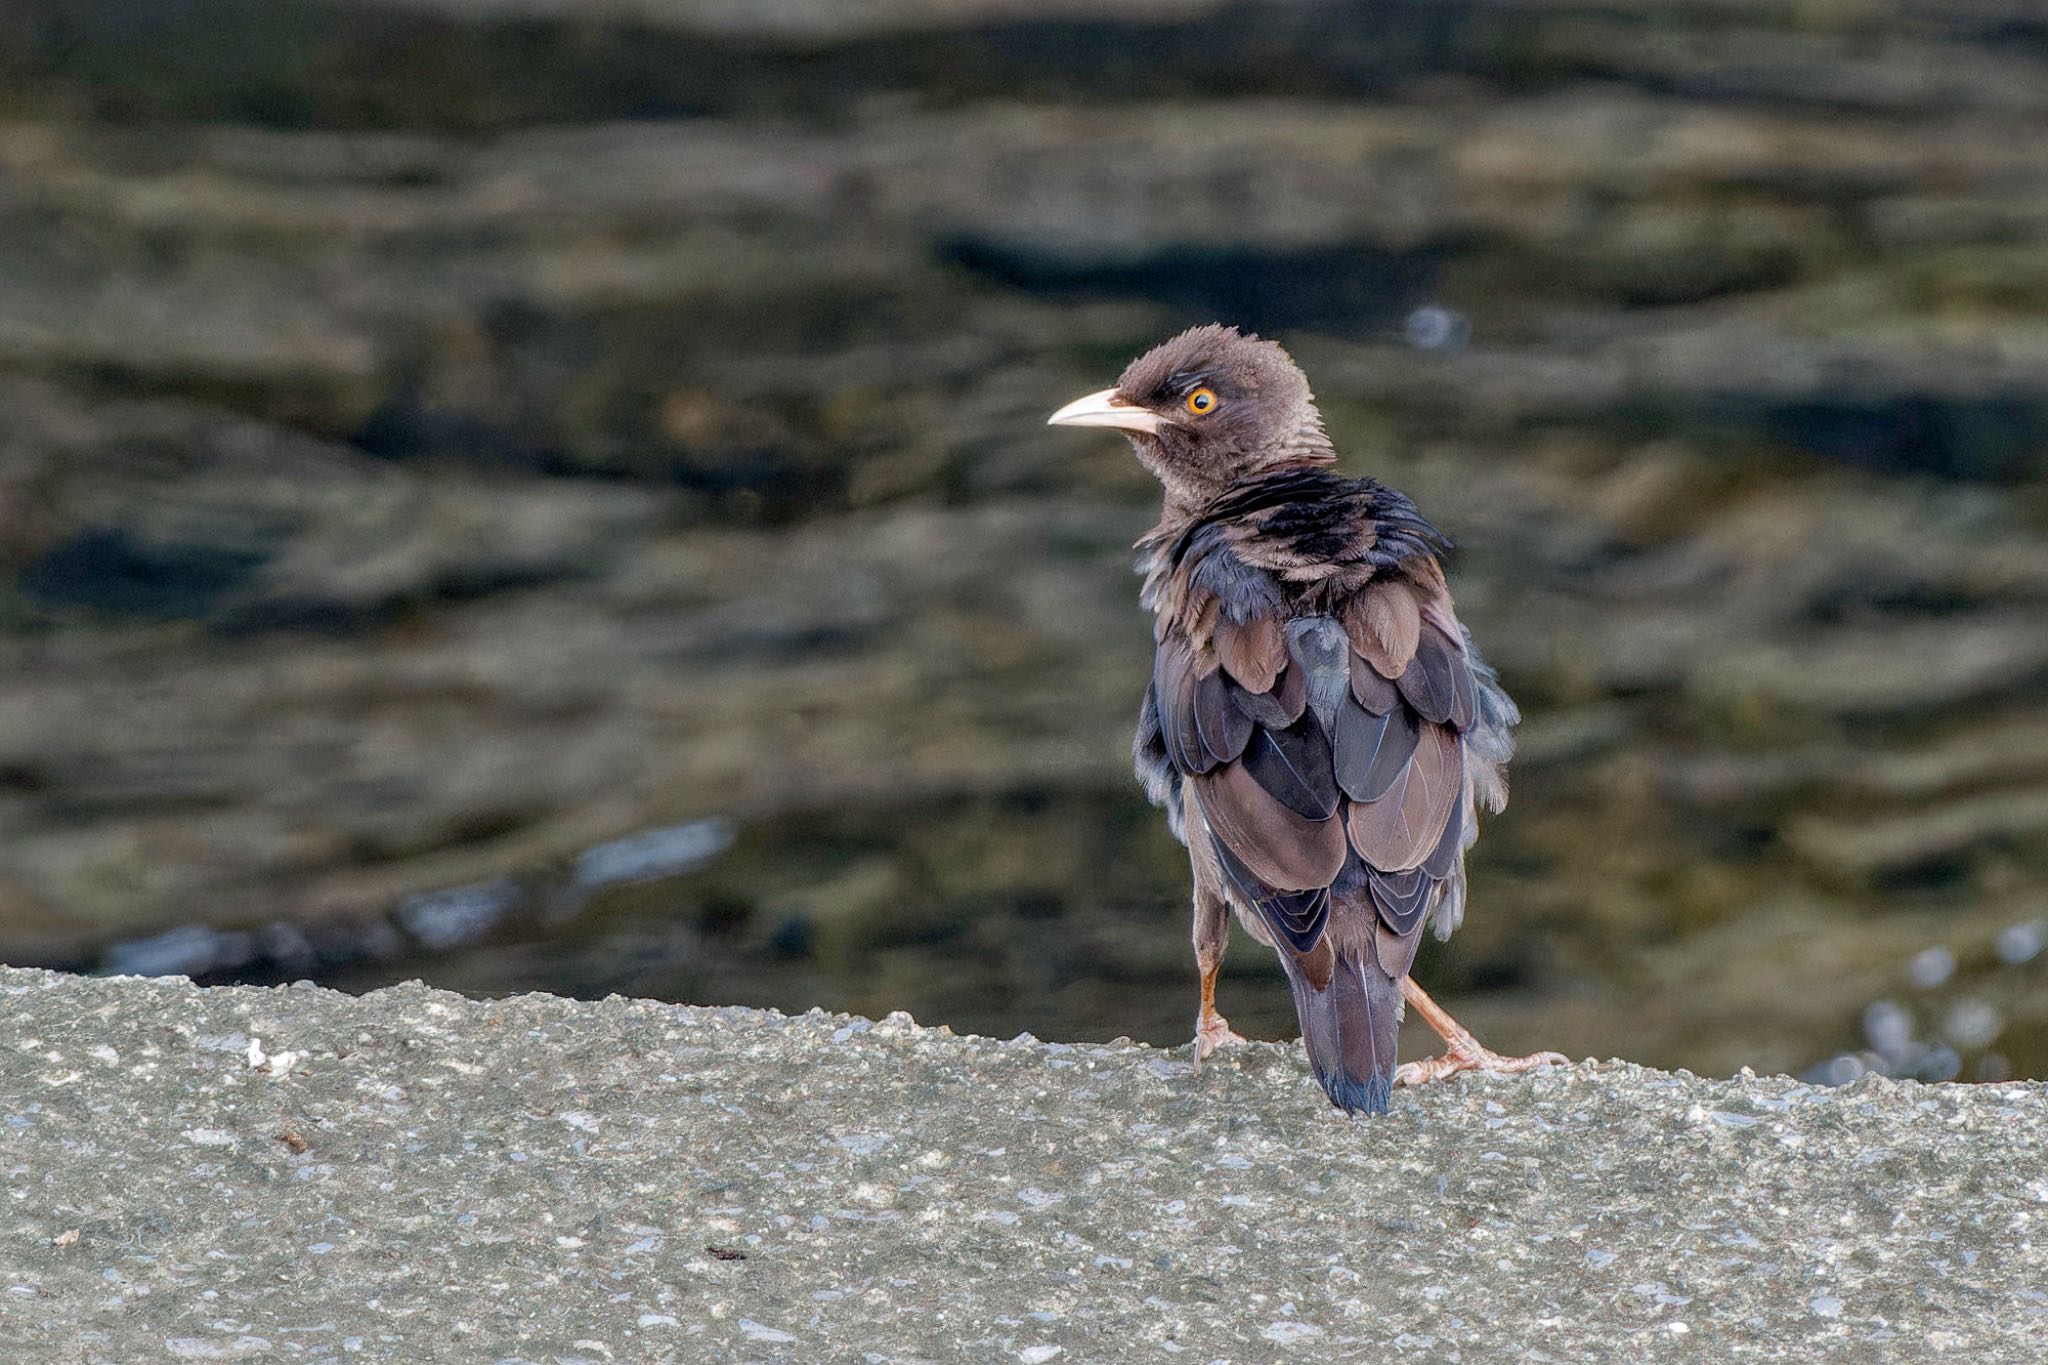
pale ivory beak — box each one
[1046,387,1163,435]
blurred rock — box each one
[1908,947,1958,991]
[101,925,246,979]
[571,820,735,896]
[393,879,523,952]
[1997,918,2047,965]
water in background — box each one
[3,0,2046,1083]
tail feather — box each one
[1281,948,1401,1115]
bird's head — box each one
[1048,324,1332,506]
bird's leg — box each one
[1394,979,1566,1087]
[1193,948,1247,1066]
[1192,891,1246,1067]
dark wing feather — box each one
[1226,658,1306,729]
[1345,719,1461,874]
[1241,712,1340,820]
[1191,760,1348,891]
[1420,600,1481,732]
[1366,864,1433,936]
[1192,667,1253,765]
[1448,638,1478,730]
[1348,650,1400,714]
[1397,622,1478,730]
[1332,696,1422,802]
[1132,684,1188,846]
[1423,791,1466,879]
[1153,641,1216,774]
[1210,835,1331,953]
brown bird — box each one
[1049,324,1562,1114]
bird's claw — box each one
[1395,1043,1567,1088]
[1192,1010,1248,1068]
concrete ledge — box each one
[0,967,2041,1360]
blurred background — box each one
[2,0,2046,1085]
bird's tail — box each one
[1280,946,1401,1115]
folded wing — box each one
[1152,574,1511,984]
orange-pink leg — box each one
[1191,887,1246,1066]
[1395,978,1566,1087]
[1194,948,1247,1066]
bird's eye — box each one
[1185,387,1218,415]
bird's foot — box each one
[1395,1038,1568,1088]
[1192,1008,1248,1068]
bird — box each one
[1048,324,1563,1115]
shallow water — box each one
[4,0,2048,1084]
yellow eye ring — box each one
[1186,387,1218,415]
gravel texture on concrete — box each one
[0,967,2043,1362]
